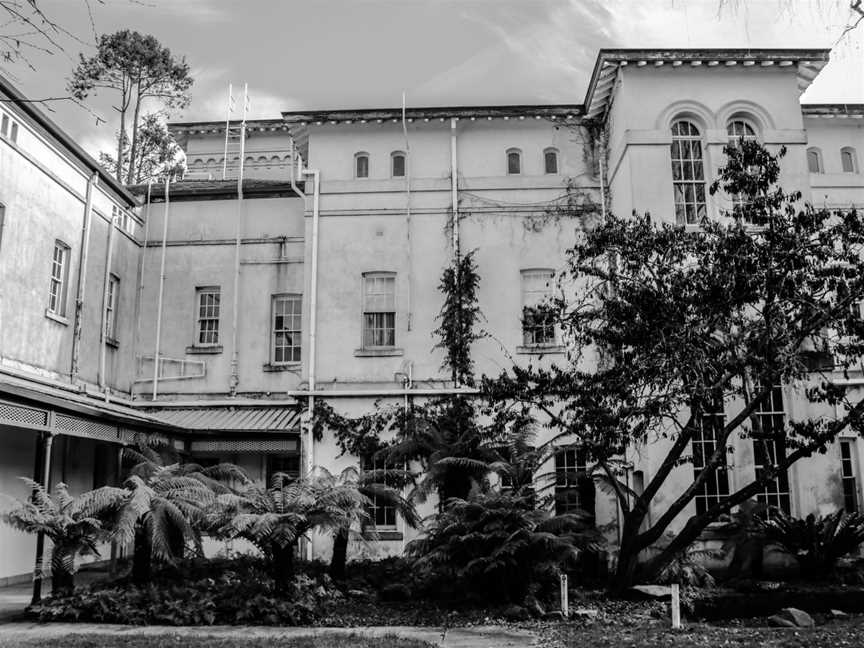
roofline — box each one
[0,72,138,206]
[168,118,288,134]
[801,103,864,116]
[584,47,833,122]
[127,179,304,202]
[281,104,584,124]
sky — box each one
[2,0,863,159]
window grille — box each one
[362,273,396,348]
[753,385,791,514]
[196,287,221,345]
[671,120,707,226]
[521,270,556,346]
[272,294,302,364]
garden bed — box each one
[693,584,864,621]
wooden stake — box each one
[560,574,569,618]
[671,583,681,629]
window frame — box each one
[391,151,406,178]
[554,447,594,517]
[0,203,5,253]
[543,147,559,175]
[354,151,370,179]
[47,240,71,317]
[521,269,557,347]
[506,148,522,175]
[841,439,859,513]
[692,396,730,515]
[271,293,302,365]
[194,286,222,347]
[105,273,120,344]
[841,147,858,174]
[362,455,399,530]
[361,272,397,350]
[807,147,824,174]
[1,112,18,144]
[752,384,791,515]
[670,119,708,227]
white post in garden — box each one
[671,583,681,629]
[560,574,569,618]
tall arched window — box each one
[727,119,757,145]
[544,148,559,174]
[671,120,707,226]
[807,148,823,174]
[507,148,522,175]
[355,152,369,178]
[841,147,858,173]
[391,151,406,177]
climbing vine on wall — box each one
[433,249,482,386]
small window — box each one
[1,113,18,144]
[807,148,824,174]
[363,455,398,529]
[272,294,302,364]
[521,269,556,346]
[554,447,594,517]
[544,148,559,174]
[0,114,7,138]
[726,119,757,145]
[47,240,71,317]
[105,274,119,343]
[195,286,221,346]
[362,272,396,348]
[841,147,858,173]
[10,122,18,143]
[0,203,5,253]
[391,151,406,178]
[113,205,135,236]
[692,395,730,515]
[841,439,859,513]
[355,152,369,178]
[267,454,300,486]
[507,148,522,175]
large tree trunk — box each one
[126,87,143,185]
[272,543,296,593]
[329,526,349,581]
[132,523,151,585]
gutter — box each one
[70,172,98,380]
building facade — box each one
[1,47,863,581]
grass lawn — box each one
[0,635,434,648]
[546,616,864,647]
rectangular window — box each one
[554,447,594,517]
[266,454,300,487]
[105,274,119,342]
[692,397,730,515]
[753,385,791,514]
[363,455,398,529]
[0,113,7,138]
[113,205,135,237]
[47,240,70,316]
[272,294,302,364]
[195,287,221,346]
[521,269,556,346]
[841,439,858,513]
[362,273,396,348]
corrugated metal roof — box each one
[149,407,300,433]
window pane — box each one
[392,154,405,177]
[356,155,368,178]
[842,150,855,173]
[670,120,707,226]
[272,295,301,363]
[507,151,521,174]
[545,150,558,174]
[808,150,821,174]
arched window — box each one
[727,119,757,145]
[670,120,707,226]
[544,148,559,174]
[507,148,522,175]
[841,147,858,173]
[391,151,406,177]
[355,152,369,178]
[807,148,823,174]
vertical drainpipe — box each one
[449,118,460,388]
[599,128,607,221]
[70,173,99,382]
[152,178,171,401]
[98,215,118,395]
[302,163,320,561]
[131,182,153,396]
[229,119,247,396]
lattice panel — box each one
[54,414,118,442]
[190,438,299,454]
[0,400,48,428]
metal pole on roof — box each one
[222,83,234,181]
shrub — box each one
[760,508,864,579]
[406,491,602,603]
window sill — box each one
[105,337,119,349]
[186,345,223,355]
[362,530,403,541]
[516,345,564,355]
[44,310,69,326]
[354,348,404,357]
[263,362,301,372]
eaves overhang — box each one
[584,48,832,123]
